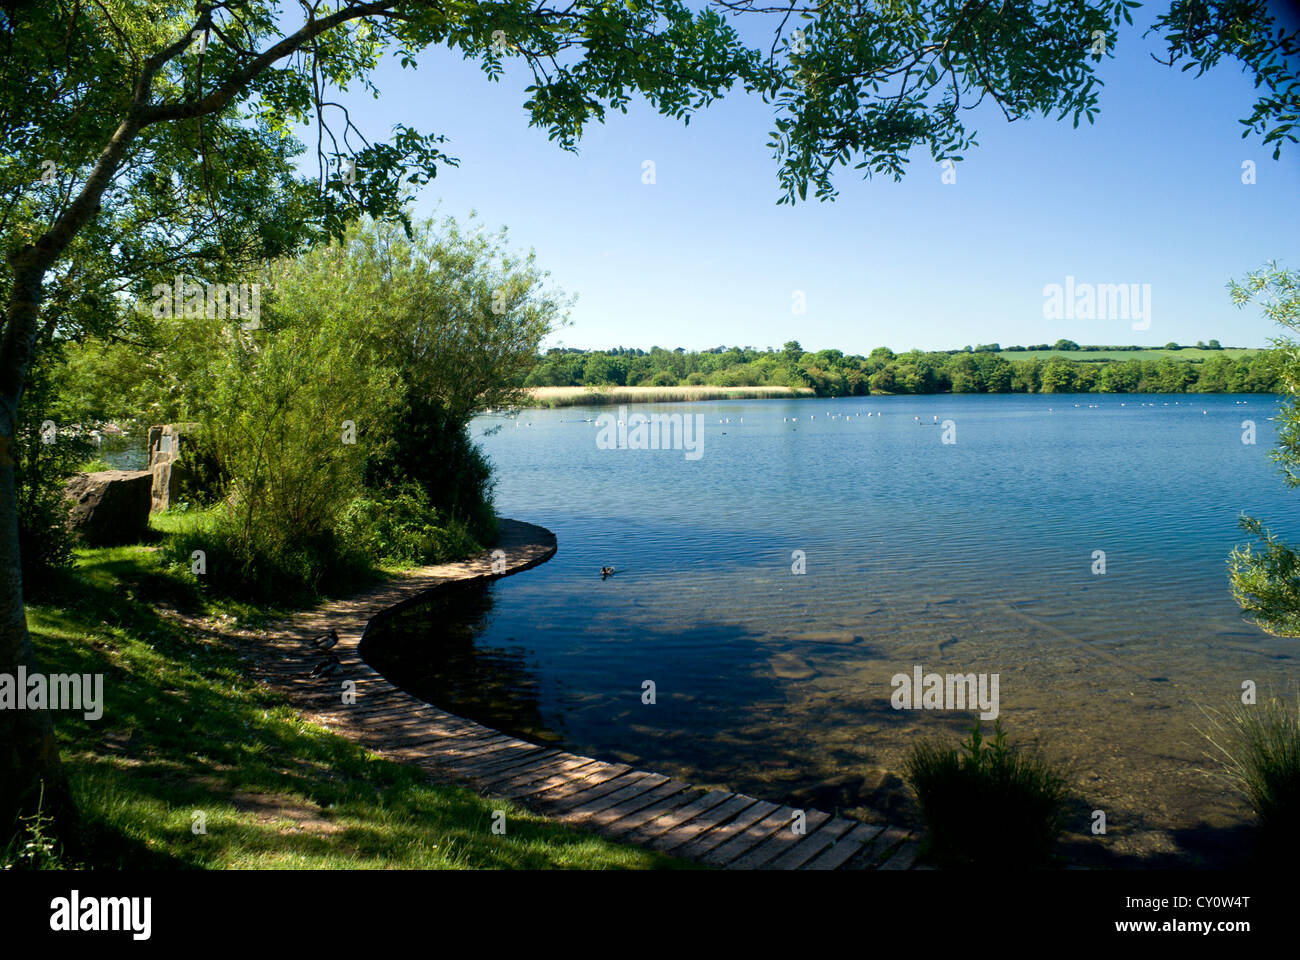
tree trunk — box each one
[0,253,75,845]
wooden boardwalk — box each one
[246,519,921,870]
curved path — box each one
[247,518,921,870]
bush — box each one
[159,507,370,605]
[364,392,497,546]
[1200,691,1300,863]
[904,719,1069,868]
[16,349,96,597]
[338,483,480,567]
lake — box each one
[360,392,1299,866]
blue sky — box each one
[298,9,1300,354]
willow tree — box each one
[9,0,1284,842]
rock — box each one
[861,767,913,818]
[65,470,153,546]
[147,423,193,511]
[151,457,191,512]
[788,773,868,811]
[769,652,816,680]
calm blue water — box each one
[364,393,1299,860]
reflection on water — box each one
[360,582,565,745]
[360,393,1300,865]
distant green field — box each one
[993,347,1259,363]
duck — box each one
[601,566,616,580]
[309,628,339,650]
[309,654,342,679]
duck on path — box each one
[309,654,342,679]
[309,628,339,650]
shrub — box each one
[364,392,497,546]
[903,719,1069,868]
[1199,691,1300,863]
[338,483,480,566]
[15,349,96,597]
[158,507,363,605]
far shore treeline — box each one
[525,341,1281,397]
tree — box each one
[1228,264,1300,636]
[1039,356,1076,393]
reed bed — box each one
[524,385,814,408]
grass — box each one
[1199,690,1300,864]
[903,719,1070,869]
[14,522,692,870]
[525,385,814,407]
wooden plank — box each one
[763,817,855,870]
[702,805,802,867]
[725,809,831,870]
[391,728,492,753]
[482,756,596,793]
[653,794,761,853]
[877,836,919,871]
[397,726,505,751]
[437,737,521,762]
[537,771,656,813]
[672,800,780,860]
[597,785,702,837]
[459,747,558,779]
[562,773,669,818]
[476,753,588,790]
[619,790,735,844]
[359,715,459,738]
[510,762,631,801]
[802,822,884,871]
[574,781,693,832]
[861,825,910,867]
[455,746,556,778]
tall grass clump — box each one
[1199,691,1300,862]
[904,719,1069,869]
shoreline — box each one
[250,519,922,870]
[522,386,815,408]
[517,386,1283,409]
